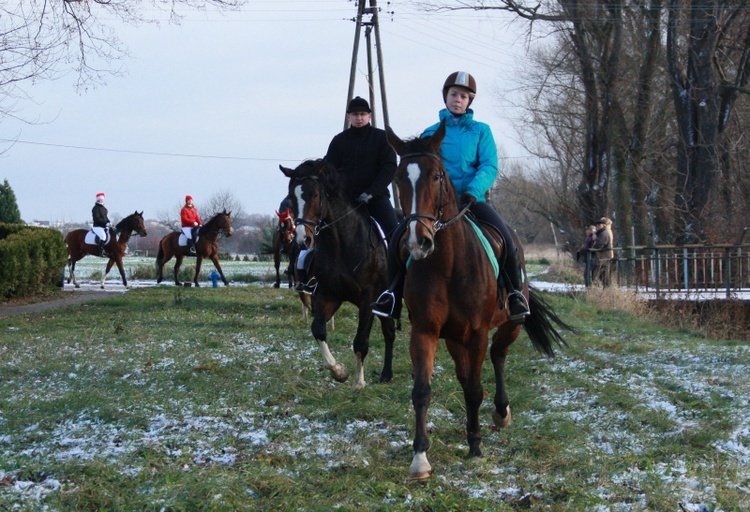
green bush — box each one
[0,224,67,299]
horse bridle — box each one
[399,152,471,237]
[293,176,364,238]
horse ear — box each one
[280,165,294,178]
[386,126,407,156]
[428,119,447,153]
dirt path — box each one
[0,290,124,318]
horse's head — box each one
[387,121,454,260]
[217,210,233,237]
[117,211,148,237]
[280,159,329,250]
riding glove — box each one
[460,193,477,207]
[357,193,373,204]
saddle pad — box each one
[179,234,199,247]
[370,217,388,249]
[85,230,109,245]
[466,218,499,278]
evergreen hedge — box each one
[0,223,67,299]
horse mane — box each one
[200,210,230,233]
[115,211,141,231]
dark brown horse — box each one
[280,159,395,389]
[64,211,148,289]
[387,123,570,479]
[155,210,233,287]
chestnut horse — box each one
[387,123,570,479]
[155,210,233,287]
[271,207,312,321]
[272,208,298,289]
[280,159,395,389]
[64,211,148,289]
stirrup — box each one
[506,290,530,323]
[295,276,317,295]
[371,290,395,318]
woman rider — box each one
[372,71,530,323]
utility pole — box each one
[345,0,398,205]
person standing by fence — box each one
[592,217,614,287]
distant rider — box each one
[92,192,110,257]
[181,195,202,254]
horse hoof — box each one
[408,470,433,480]
[329,363,349,382]
[408,452,433,480]
[492,406,512,429]
[273,283,280,289]
[74,284,81,289]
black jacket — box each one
[325,124,397,202]
[92,203,110,228]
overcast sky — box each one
[1,1,534,225]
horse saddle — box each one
[85,229,111,246]
[178,233,200,247]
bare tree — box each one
[1,0,240,117]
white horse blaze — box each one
[406,163,421,251]
[293,184,307,245]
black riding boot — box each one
[188,239,196,254]
[293,250,317,294]
[372,222,406,324]
[503,248,530,324]
[97,238,106,257]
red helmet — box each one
[185,195,193,203]
[442,71,477,103]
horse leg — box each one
[173,256,184,285]
[409,331,439,480]
[351,303,378,390]
[489,323,518,429]
[193,256,204,287]
[114,257,128,288]
[69,258,80,288]
[377,315,397,383]
[311,298,348,383]
[156,244,171,284]
[273,250,281,288]
[101,259,116,289]
[446,333,488,458]
[209,257,229,286]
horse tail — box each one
[156,241,165,266]
[523,286,575,357]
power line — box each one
[0,138,299,162]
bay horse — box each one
[270,207,312,321]
[280,159,396,389]
[386,123,570,479]
[64,211,148,289]
[155,210,233,287]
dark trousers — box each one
[364,195,399,240]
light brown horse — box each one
[387,123,570,479]
[155,210,233,287]
[64,211,148,289]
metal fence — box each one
[583,244,750,299]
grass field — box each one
[0,282,748,510]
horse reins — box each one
[293,176,365,237]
